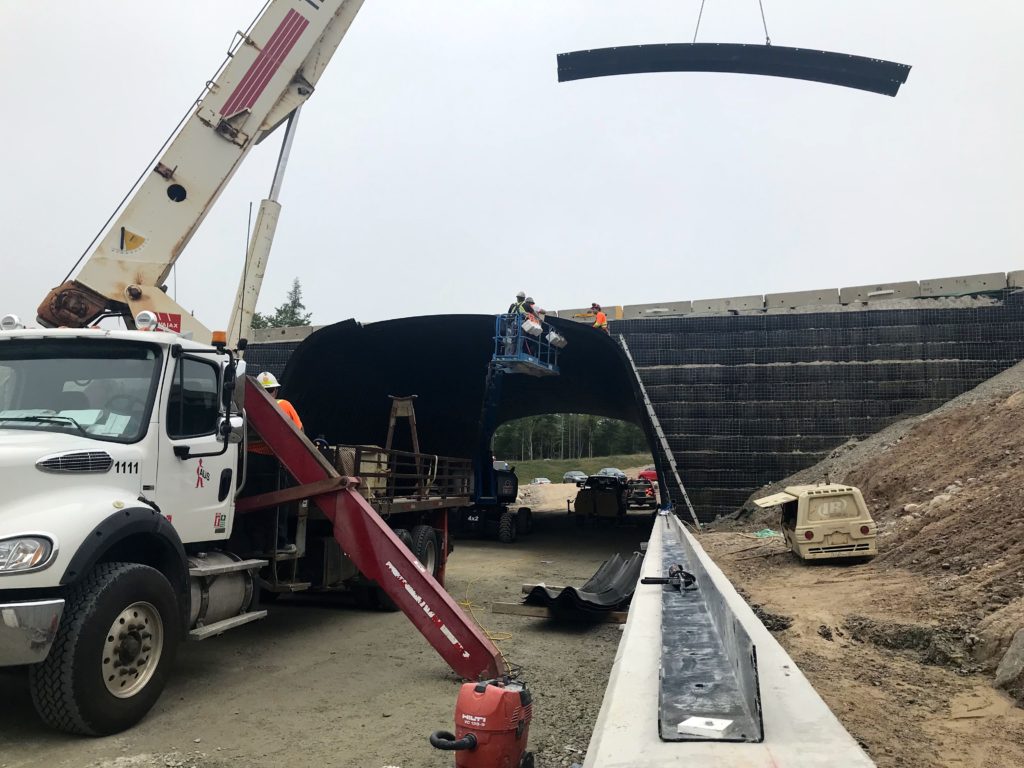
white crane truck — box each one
[0,0,504,736]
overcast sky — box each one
[1,1,1022,329]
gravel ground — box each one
[0,496,649,768]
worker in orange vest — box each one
[592,303,609,334]
[249,371,303,555]
[256,371,302,429]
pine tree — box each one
[251,278,312,329]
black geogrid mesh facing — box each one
[244,341,301,379]
[617,292,1024,522]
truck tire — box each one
[29,562,180,736]
[498,511,517,544]
[410,524,439,578]
[516,507,533,535]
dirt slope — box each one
[708,365,1024,766]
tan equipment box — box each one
[753,484,877,560]
[574,476,627,519]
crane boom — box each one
[37,0,365,340]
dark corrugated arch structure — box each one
[278,315,645,459]
[557,43,911,96]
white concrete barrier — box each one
[584,514,875,767]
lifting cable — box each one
[692,0,707,44]
[758,0,772,45]
[692,0,772,48]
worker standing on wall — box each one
[249,371,303,554]
[592,303,609,334]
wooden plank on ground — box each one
[491,602,629,624]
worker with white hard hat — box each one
[507,290,528,315]
[255,371,302,429]
[249,371,303,555]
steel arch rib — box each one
[557,43,911,96]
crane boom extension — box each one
[37,0,365,340]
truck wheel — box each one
[393,528,414,551]
[410,524,439,577]
[516,507,533,535]
[498,511,517,544]
[29,562,180,736]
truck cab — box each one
[0,323,244,734]
[753,483,878,561]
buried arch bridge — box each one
[246,314,666,497]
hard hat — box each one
[591,303,601,310]
[516,291,526,299]
[257,371,280,389]
[525,296,534,303]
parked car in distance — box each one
[530,477,551,485]
[493,459,512,472]
[596,467,627,481]
[562,470,588,484]
[626,478,658,509]
[638,465,658,482]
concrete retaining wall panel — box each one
[556,307,598,323]
[920,272,1006,296]
[251,326,320,343]
[1008,270,1024,288]
[691,295,763,313]
[840,281,921,303]
[622,301,692,319]
[765,288,841,309]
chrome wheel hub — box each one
[102,601,163,698]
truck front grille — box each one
[36,451,113,474]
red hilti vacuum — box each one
[430,677,534,767]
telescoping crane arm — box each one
[37,0,365,341]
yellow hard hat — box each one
[257,371,280,389]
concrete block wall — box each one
[615,296,1024,521]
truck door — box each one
[155,354,236,543]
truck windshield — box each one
[0,339,161,444]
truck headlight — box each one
[0,537,54,573]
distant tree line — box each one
[493,415,647,461]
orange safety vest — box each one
[248,398,303,454]
[594,310,608,331]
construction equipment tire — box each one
[498,511,517,544]
[516,507,533,535]
[409,525,440,577]
[29,562,180,736]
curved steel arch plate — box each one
[557,43,911,96]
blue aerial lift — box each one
[452,313,566,543]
